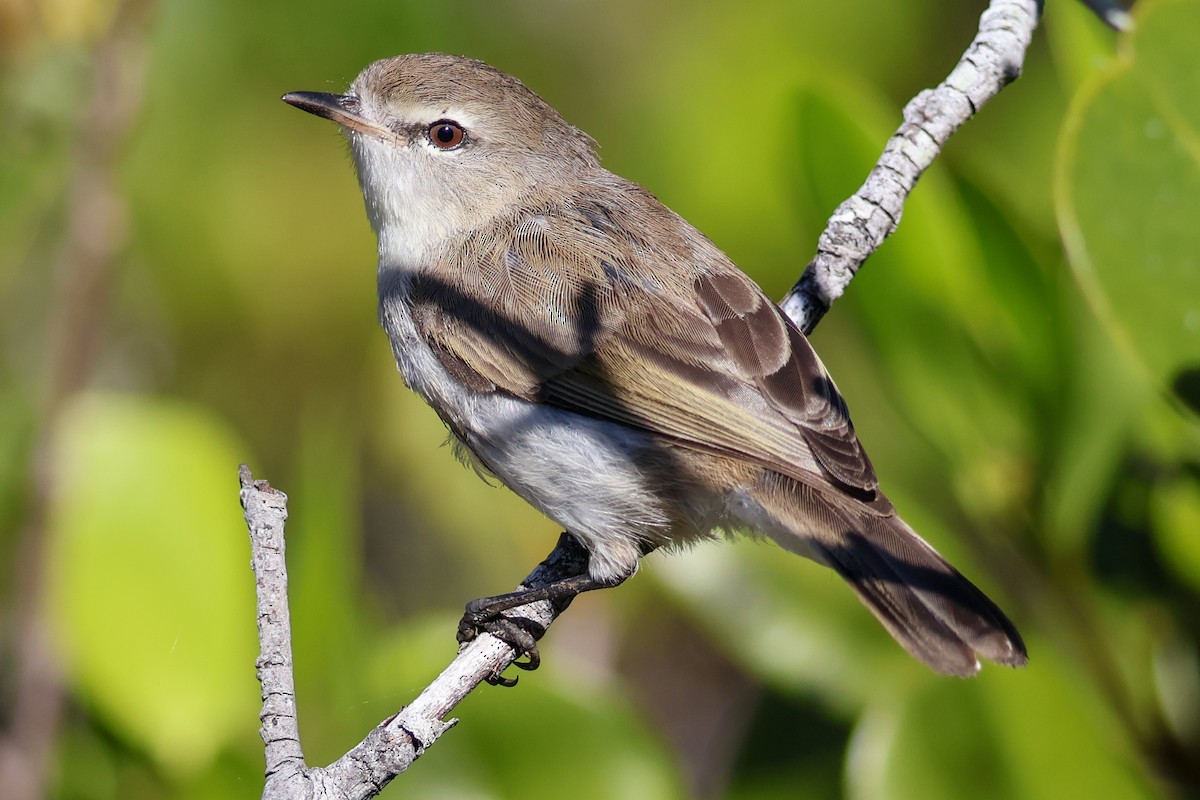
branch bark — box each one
[242,2,1042,796]
[242,467,590,799]
[781,0,1041,334]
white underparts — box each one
[379,266,723,582]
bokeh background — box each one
[3,0,1199,797]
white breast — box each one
[377,265,712,581]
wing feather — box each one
[409,183,880,498]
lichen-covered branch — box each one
[239,468,306,795]
[780,0,1041,334]
[241,466,587,799]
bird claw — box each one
[458,599,545,687]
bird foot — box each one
[458,594,548,686]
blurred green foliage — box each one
[2,0,1198,797]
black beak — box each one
[282,91,385,139]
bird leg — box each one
[457,532,653,686]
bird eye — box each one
[427,120,465,150]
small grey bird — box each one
[283,53,1026,681]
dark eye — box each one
[428,120,465,149]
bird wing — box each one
[404,187,879,498]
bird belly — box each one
[379,277,716,581]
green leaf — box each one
[1040,297,1150,552]
[1042,0,1120,97]
[847,680,1017,800]
[653,542,919,710]
[848,649,1155,800]
[979,648,1156,799]
[47,393,256,776]
[1057,0,1200,400]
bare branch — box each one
[241,466,587,799]
[240,467,306,795]
[780,0,1041,334]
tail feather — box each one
[748,477,1027,677]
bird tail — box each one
[745,476,1027,676]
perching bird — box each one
[283,53,1027,681]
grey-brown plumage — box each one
[284,53,1027,677]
